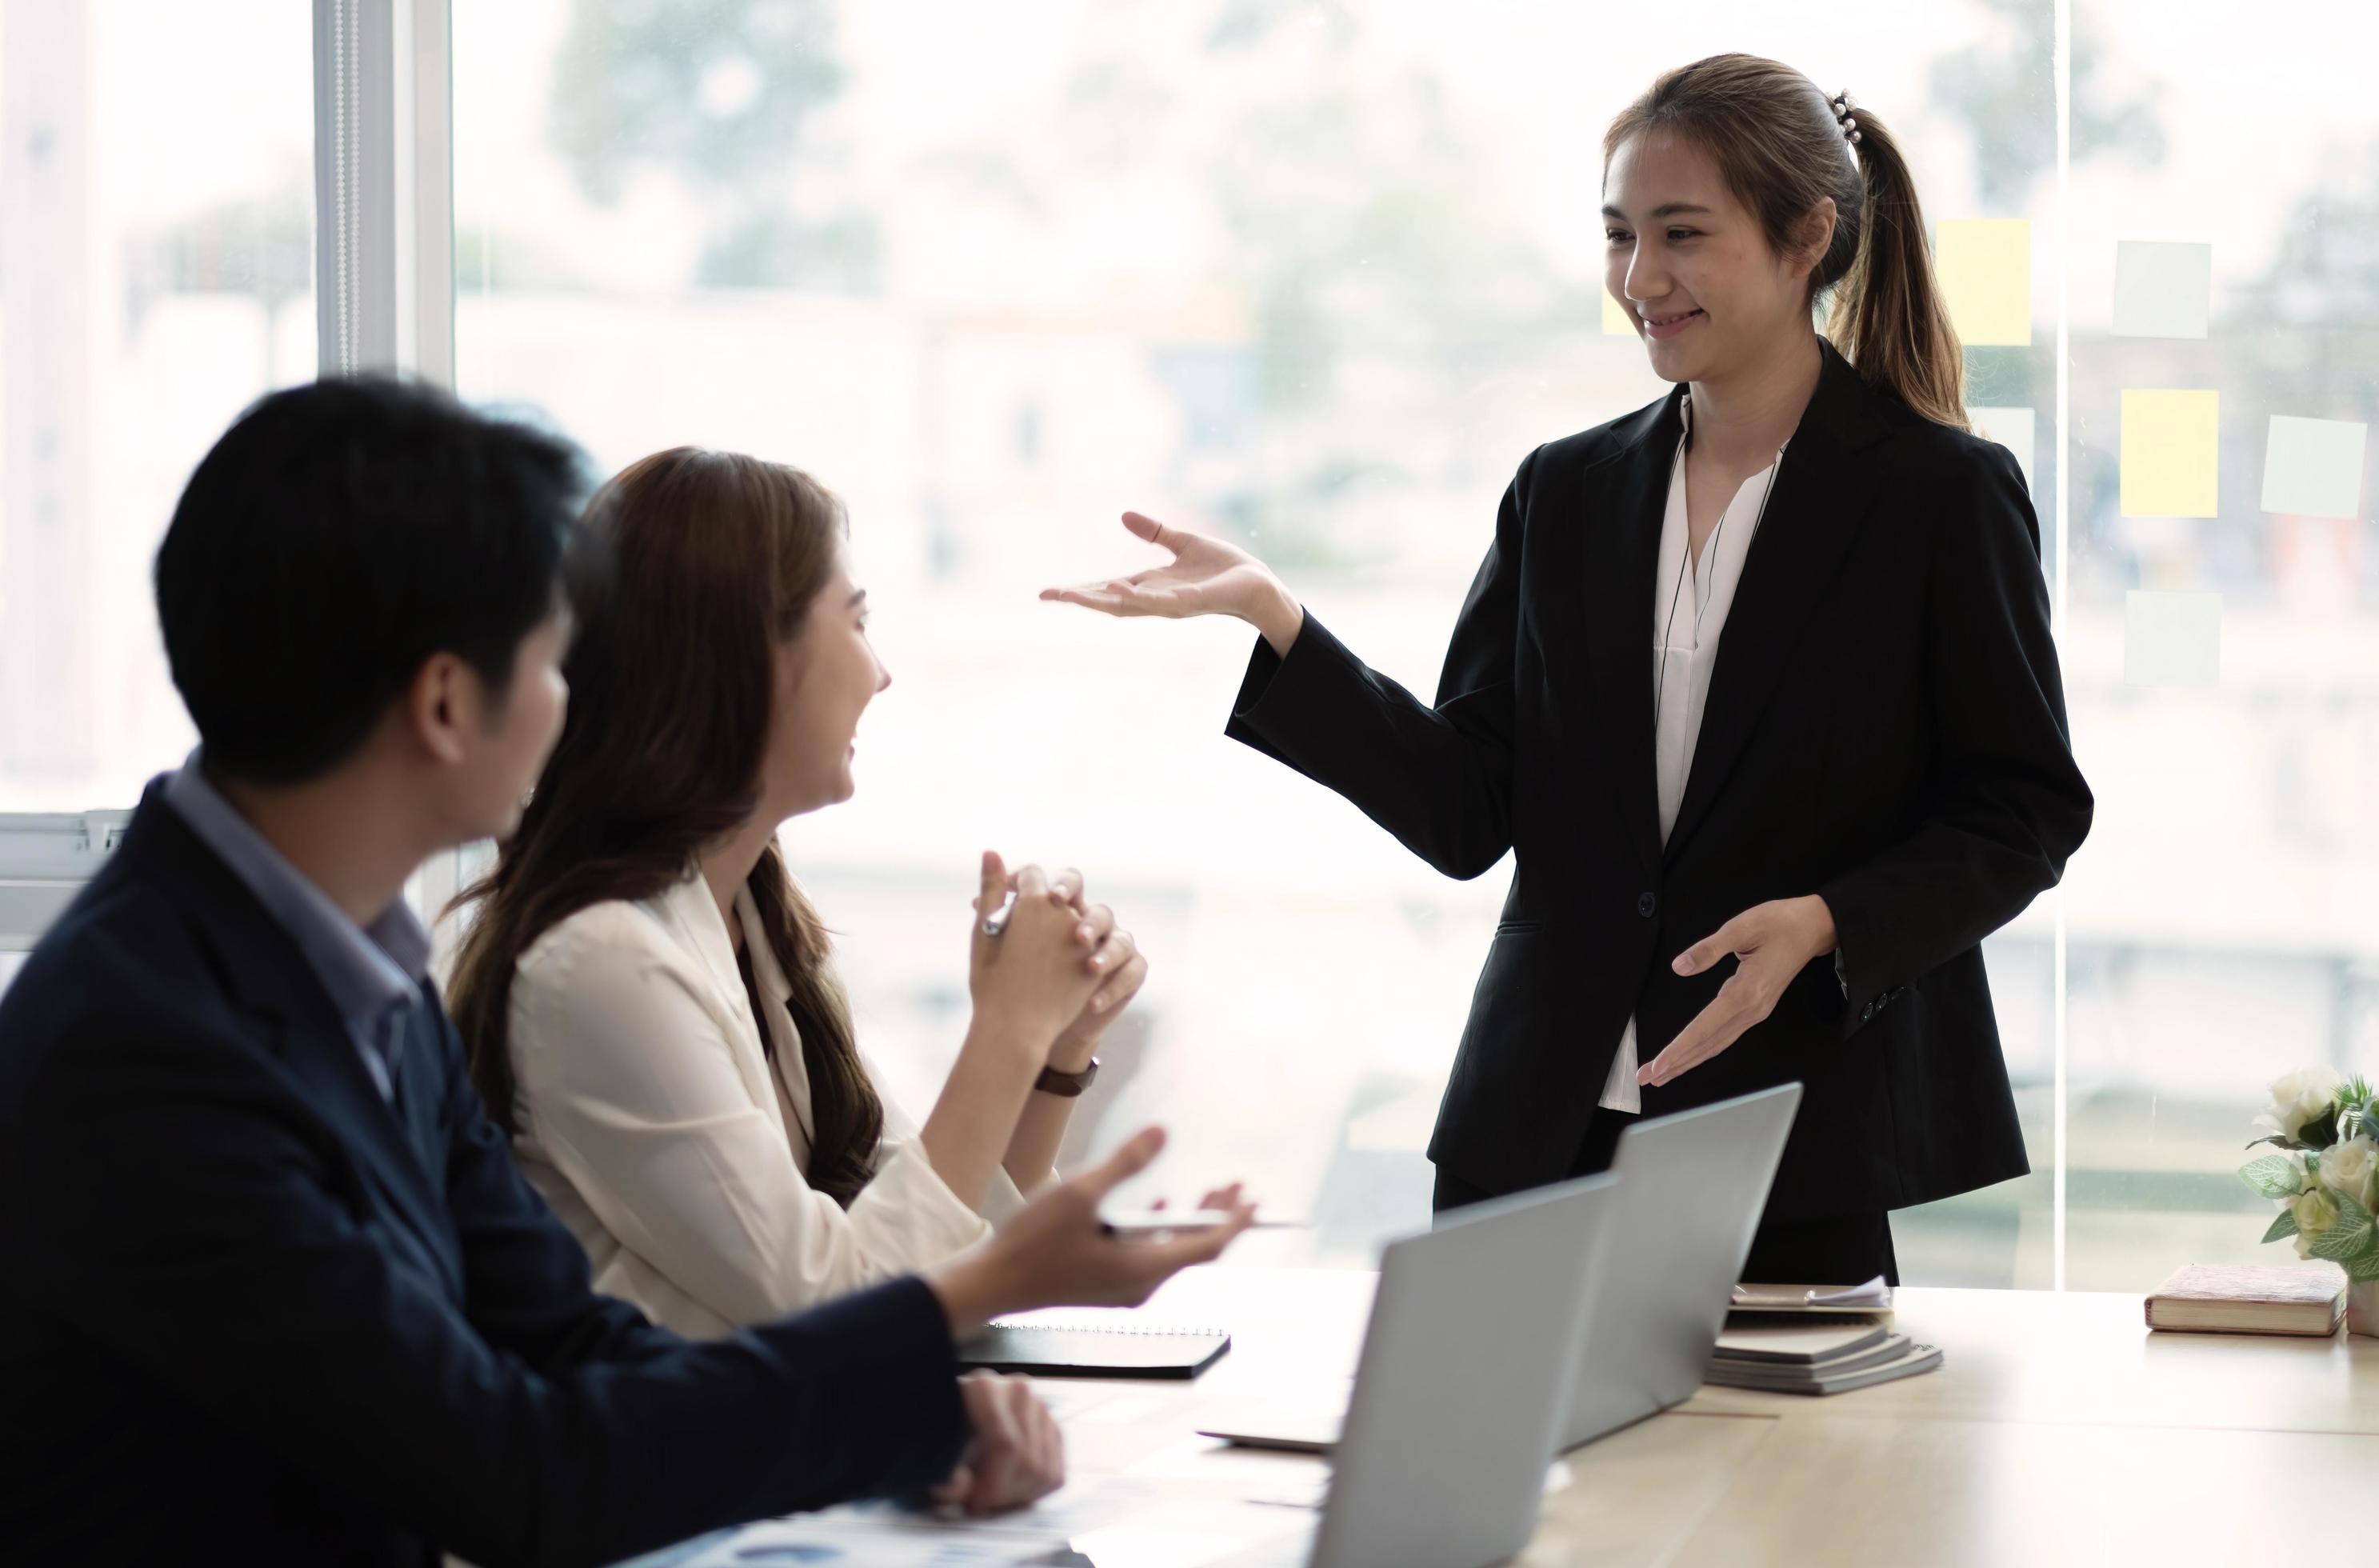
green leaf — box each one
[2263,1210,2302,1244]
[2304,1110,2342,1152]
[2347,1250,2379,1282]
[2311,1221,2369,1262]
[2311,1188,2377,1262]
[2241,1154,2307,1199]
[2245,1134,2295,1151]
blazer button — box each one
[1637,892,1657,918]
[1862,1002,1877,1021]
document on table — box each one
[1729,1275,1893,1312]
[671,1477,1312,1568]
[673,1514,1063,1566]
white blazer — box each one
[506,872,1036,1338]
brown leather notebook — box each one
[2145,1262,2346,1336]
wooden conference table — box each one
[647,1267,2379,1567]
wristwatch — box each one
[1034,1056,1099,1098]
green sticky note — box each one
[1935,220,2032,347]
[2121,390,2220,518]
[2261,414,2367,520]
[2125,590,2221,687]
[2113,241,2212,338]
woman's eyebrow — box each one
[1601,202,1715,220]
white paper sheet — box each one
[672,1515,1063,1566]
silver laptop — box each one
[1201,1172,1621,1568]
[1557,1083,1802,1452]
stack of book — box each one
[1705,1318,1943,1396]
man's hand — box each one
[927,1126,1255,1335]
[930,1372,1065,1517]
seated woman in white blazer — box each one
[446,447,1163,1338]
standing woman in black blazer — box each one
[1044,54,2092,1285]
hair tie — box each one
[1830,90,1861,146]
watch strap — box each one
[1034,1056,1099,1098]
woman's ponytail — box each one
[1823,107,1968,430]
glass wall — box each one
[2058,0,2379,1287]
[0,0,316,814]
[415,0,2370,1286]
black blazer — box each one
[1227,342,2092,1220]
[0,788,967,1567]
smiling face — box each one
[759,550,892,821]
[1602,130,1831,386]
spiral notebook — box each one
[954,1318,1232,1379]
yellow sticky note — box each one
[1601,290,1634,336]
[1934,219,2032,346]
[2121,389,2220,518]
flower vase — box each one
[2349,1280,2379,1339]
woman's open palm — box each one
[1040,511,1276,622]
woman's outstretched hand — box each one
[1040,511,1305,657]
[1637,895,1839,1089]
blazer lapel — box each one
[1662,344,1893,864]
[265,987,466,1298]
[662,878,782,1120]
[1567,389,1682,879]
[126,791,465,1297]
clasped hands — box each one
[969,850,1149,1069]
[1636,894,1838,1090]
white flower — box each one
[2323,1135,2379,1213]
[2259,1067,2345,1143]
[2295,1186,2340,1244]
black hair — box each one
[154,376,592,785]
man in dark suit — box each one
[0,378,1246,1566]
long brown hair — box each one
[447,447,886,1206]
[1605,54,1968,430]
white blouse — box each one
[506,872,1037,1338]
[1598,398,1788,1114]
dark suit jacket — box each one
[1227,342,2092,1219]
[0,788,968,1566]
